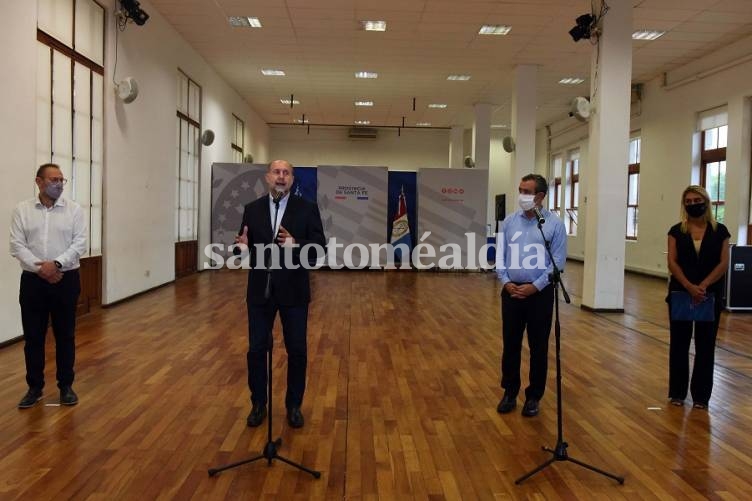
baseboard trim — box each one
[580,304,625,313]
[0,336,23,350]
[102,280,175,308]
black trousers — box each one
[247,302,308,409]
[668,302,722,404]
[19,270,80,391]
[500,284,554,400]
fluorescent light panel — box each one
[632,30,665,40]
[360,20,386,31]
[354,120,370,125]
[355,71,378,79]
[296,118,309,124]
[354,100,374,106]
[558,77,584,85]
[261,69,285,76]
[479,25,511,35]
[416,122,431,126]
[280,98,300,105]
[428,103,447,109]
[228,16,262,28]
[447,75,471,81]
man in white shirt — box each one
[9,163,87,408]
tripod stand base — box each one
[515,441,624,485]
[208,437,321,479]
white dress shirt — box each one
[9,196,87,272]
[268,192,290,237]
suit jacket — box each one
[239,194,326,305]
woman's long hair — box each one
[680,185,717,233]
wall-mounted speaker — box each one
[116,77,139,103]
[200,129,215,146]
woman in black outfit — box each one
[666,185,730,409]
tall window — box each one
[232,114,245,163]
[36,0,104,257]
[176,70,201,242]
[626,136,641,240]
[564,150,579,235]
[701,125,727,223]
[549,154,563,218]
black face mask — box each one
[685,203,706,218]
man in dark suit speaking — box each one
[235,160,326,429]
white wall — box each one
[269,126,448,170]
[102,0,269,301]
[0,2,37,343]
[542,37,752,275]
[270,126,514,234]
[0,1,269,342]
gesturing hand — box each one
[235,226,249,247]
[277,225,296,247]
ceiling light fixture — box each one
[354,120,371,125]
[632,30,665,41]
[428,103,447,109]
[360,20,386,31]
[479,25,512,35]
[280,98,300,105]
[354,100,374,106]
[355,71,378,79]
[558,77,584,85]
[261,69,285,76]
[228,16,262,28]
[447,75,471,81]
[416,122,431,126]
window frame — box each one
[36,0,105,257]
[700,126,727,223]
[626,136,641,240]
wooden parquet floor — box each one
[0,262,751,500]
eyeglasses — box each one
[44,177,68,185]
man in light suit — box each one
[235,160,326,428]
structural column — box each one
[511,64,537,183]
[449,125,464,168]
[472,103,492,170]
[581,0,632,311]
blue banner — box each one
[292,166,317,203]
[387,171,417,252]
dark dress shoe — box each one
[521,399,539,417]
[287,407,304,428]
[497,393,517,414]
[246,404,267,427]
[60,387,78,406]
[18,388,43,409]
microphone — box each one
[271,188,285,205]
[533,207,545,225]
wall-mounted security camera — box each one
[119,0,149,26]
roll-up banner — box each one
[316,165,389,268]
[417,168,489,270]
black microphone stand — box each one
[515,211,624,485]
[209,195,321,480]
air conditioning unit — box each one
[348,127,378,139]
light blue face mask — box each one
[44,182,64,200]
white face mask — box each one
[518,193,536,211]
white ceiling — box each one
[147,0,752,128]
